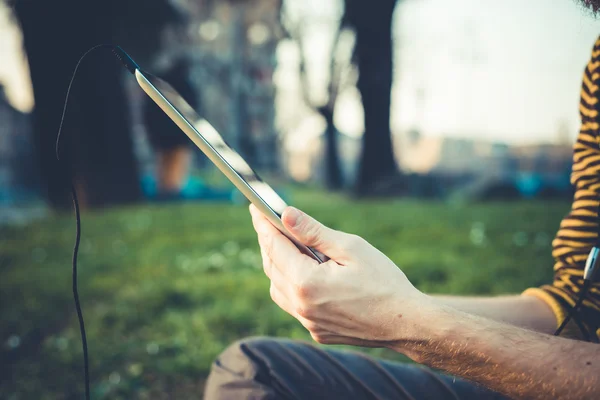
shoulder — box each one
[594,36,600,53]
[579,37,600,123]
[586,36,600,73]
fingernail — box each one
[286,207,303,228]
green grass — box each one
[0,189,570,399]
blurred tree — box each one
[0,84,36,194]
[8,0,185,210]
[555,119,572,146]
[280,0,348,190]
[281,0,399,194]
[345,0,400,196]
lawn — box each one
[0,189,570,399]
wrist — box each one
[386,293,459,358]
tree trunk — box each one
[346,0,399,196]
[319,107,344,190]
[14,0,142,210]
[229,5,257,165]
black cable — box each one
[69,181,88,398]
[55,43,115,400]
[553,188,600,341]
[568,305,593,342]
[553,280,592,339]
[55,44,113,159]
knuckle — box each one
[339,234,361,251]
[294,283,312,300]
[320,336,333,345]
[303,320,318,332]
[349,233,365,245]
[304,224,322,244]
[259,234,275,256]
[311,333,328,344]
[262,260,271,276]
[264,237,275,256]
[295,305,313,319]
[269,284,277,301]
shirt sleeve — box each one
[523,36,600,342]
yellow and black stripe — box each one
[524,36,600,341]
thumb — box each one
[282,207,354,259]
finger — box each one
[260,246,273,280]
[269,282,296,316]
[259,245,296,297]
[250,204,288,245]
[265,273,324,336]
[270,282,318,334]
[281,207,362,261]
[250,205,317,272]
[309,333,384,347]
[251,205,325,264]
[271,284,320,340]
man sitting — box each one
[205,1,600,398]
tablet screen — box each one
[145,73,288,216]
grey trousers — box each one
[204,337,508,400]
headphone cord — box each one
[55,43,128,400]
[553,280,592,339]
[553,200,600,341]
[69,181,87,398]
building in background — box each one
[285,129,573,199]
[187,0,283,172]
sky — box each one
[391,0,600,144]
[1,0,600,144]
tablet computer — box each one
[134,69,325,263]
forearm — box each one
[433,294,557,334]
[392,299,600,400]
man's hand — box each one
[249,205,600,400]
[250,204,429,347]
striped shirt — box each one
[523,36,600,341]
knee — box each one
[204,337,284,399]
[215,336,278,373]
